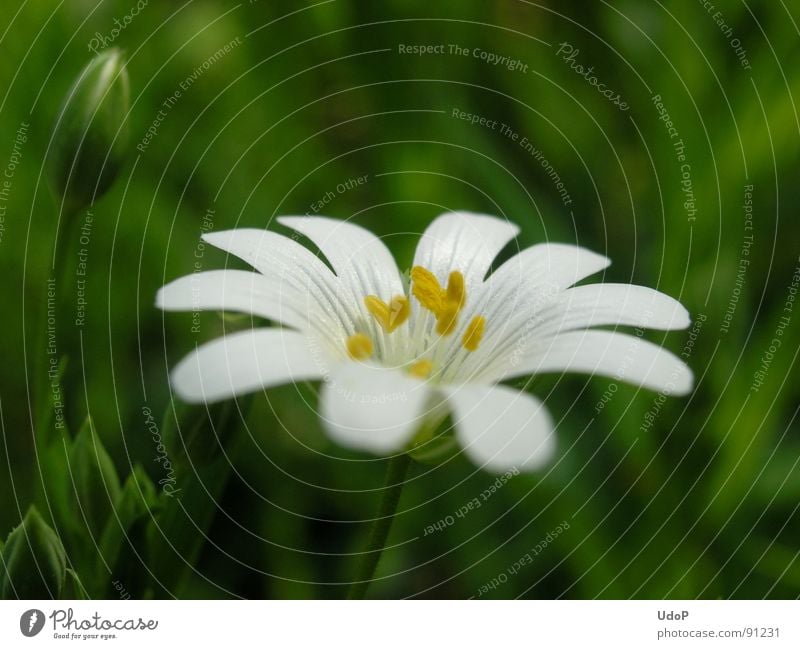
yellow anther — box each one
[388,295,411,331]
[364,295,388,324]
[408,358,433,379]
[413,266,469,336]
[435,301,461,336]
[462,315,486,351]
[410,266,446,317]
[346,332,373,360]
[446,271,466,310]
[364,295,410,333]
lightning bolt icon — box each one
[28,611,38,632]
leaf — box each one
[95,465,157,595]
[1,506,67,599]
[147,399,250,595]
[68,417,121,538]
[61,569,89,599]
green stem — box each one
[34,207,79,445]
[347,453,411,599]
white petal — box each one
[534,283,691,336]
[502,330,693,395]
[485,242,610,297]
[278,216,404,299]
[202,228,335,284]
[448,243,612,379]
[412,211,520,288]
[443,384,555,472]
[171,328,324,403]
[202,228,358,334]
[156,270,309,330]
[320,363,431,454]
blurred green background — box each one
[0,0,798,598]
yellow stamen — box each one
[364,295,389,324]
[364,295,411,333]
[446,271,466,310]
[410,266,446,317]
[408,358,433,379]
[346,332,373,360]
[435,301,461,336]
[388,295,411,331]
[462,315,486,351]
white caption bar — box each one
[0,600,796,647]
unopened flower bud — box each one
[1,506,67,599]
[48,48,130,216]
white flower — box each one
[157,212,692,472]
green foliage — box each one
[1,506,67,599]
[0,0,798,599]
[96,465,157,596]
[68,417,122,538]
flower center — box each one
[344,266,487,379]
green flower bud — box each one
[69,417,121,536]
[1,506,67,599]
[48,48,130,216]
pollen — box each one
[346,332,373,360]
[462,315,486,351]
[410,266,446,317]
[364,294,411,332]
[446,271,466,310]
[435,301,461,336]
[411,265,470,337]
[408,358,433,379]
